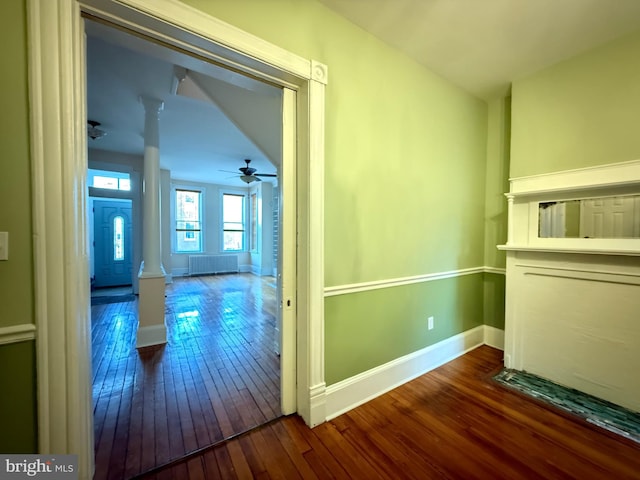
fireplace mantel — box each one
[500,160,640,413]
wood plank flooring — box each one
[91,274,280,479]
[137,346,640,480]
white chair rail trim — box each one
[0,324,37,345]
[324,266,506,297]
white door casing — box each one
[27,1,326,477]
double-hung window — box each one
[175,189,202,252]
[222,193,246,251]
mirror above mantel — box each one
[498,159,640,256]
[538,194,640,239]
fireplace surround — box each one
[499,160,640,412]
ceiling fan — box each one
[232,159,277,184]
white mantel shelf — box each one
[498,244,640,256]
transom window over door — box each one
[175,189,202,252]
[223,193,246,251]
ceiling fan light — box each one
[240,174,256,184]
[87,120,106,140]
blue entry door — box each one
[93,199,133,288]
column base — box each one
[137,323,167,348]
[137,273,167,348]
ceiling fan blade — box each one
[219,169,239,174]
[255,173,277,177]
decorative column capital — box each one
[139,96,164,115]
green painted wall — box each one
[0,341,37,453]
[182,0,488,284]
[0,0,506,452]
[483,273,505,330]
[0,0,33,329]
[484,96,510,269]
[325,275,483,384]
[181,0,492,385]
[0,0,37,453]
[511,29,640,178]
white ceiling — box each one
[318,0,640,98]
[86,20,280,187]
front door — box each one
[93,199,133,287]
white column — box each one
[137,96,167,348]
[140,96,165,276]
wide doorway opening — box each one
[85,17,288,477]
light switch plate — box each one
[0,232,8,260]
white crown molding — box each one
[508,159,640,197]
[0,324,37,345]
[324,266,504,297]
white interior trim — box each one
[508,159,640,196]
[28,1,326,476]
[326,325,505,420]
[325,325,487,420]
[136,323,168,348]
[501,160,640,256]
[483,325,505,350]
[325,266,505,297]
[28,1,94,474]
[0,324,37,345]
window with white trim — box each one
[175,189,202,253]
[222,193,246,251]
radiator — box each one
[188,255,239,275]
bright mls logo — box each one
[0,455,77,480]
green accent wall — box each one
[182,0,497,386]
[484,96,510,269]
[511,29,640,178]
[0,341,37,453]
[0,0,33,329]
[325,275,484,384]
[483,272,505,330]
[0,0,509,453]
[0,0,37,453]
[181,0,489,285]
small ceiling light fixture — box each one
[240,174,258,184]
[87,120,106,140]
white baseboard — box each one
[136,323,167,348]
[239,264,252,273]
[325,325,486,421]
[172,267,188,277]
[484,325,505,350]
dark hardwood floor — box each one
[91,274,280,479]
[137,345,640,480]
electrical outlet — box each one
[0,232,8,261]
[428,316,434,330]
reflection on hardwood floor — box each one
[91,274,280,479]
[137,346,640,480]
